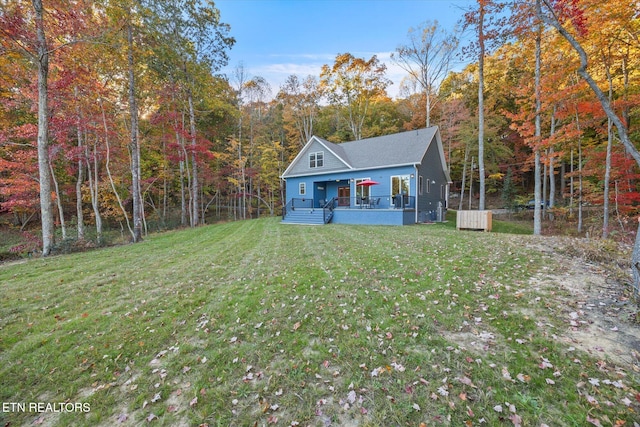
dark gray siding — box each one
[416,140,448,219]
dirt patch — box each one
[524,236,640,371]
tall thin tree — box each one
[392,20,459,128]
[32,0,55,255]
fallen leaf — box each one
[539,358,553,369]
[509,414,522,426]
[293,321,301,331]
[586,415,603,426]
[146,413,157,422]
[457,376,476,388]
[502,367,512,381]
[190,397,198,407]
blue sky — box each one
[216,0,473,99]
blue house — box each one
[281,127,452,225]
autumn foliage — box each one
[1,0,639,251]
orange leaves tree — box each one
[534,0,640,292]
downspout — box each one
[415,165,419,224]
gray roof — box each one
[320,127,439,169]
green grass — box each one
[1,218,637,426]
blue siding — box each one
[332,209,415,225]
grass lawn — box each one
[1,217,638,426]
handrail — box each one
[282,199,293,218]
[322,197,336,223]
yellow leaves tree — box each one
[320,53,391,141]
[278,75,323,147]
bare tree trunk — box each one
[76,156,85,240]
[179,158,186,226]
[548,108,556,212]
[33,0,54,255]
[75,87,85,240]
[543,150,547,211]
[425,88,431,128]
[50,162,66,240]
[533,24,542,235]
[459,144,470,210]
[578,127,583,234]
[603,65,614,238]
[187,88,199,226]
[468,156,474,210]
[85,139,102,241]
[477,1,486,211]
[569,148,574,216]
[127,14,143,242]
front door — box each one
[338,186,350,206]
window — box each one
[309,151,324,168]
[426,178,431,193]
[391,175,410,208]
[391,175,410,196]
[299,182,306,195]
[419,176,424,195]
[355,178,371,205]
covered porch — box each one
[311,178,415,210]
[281,194,417,225]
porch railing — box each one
[335,195,416,209]
[282,197,315,218]
[283,194,416,218]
